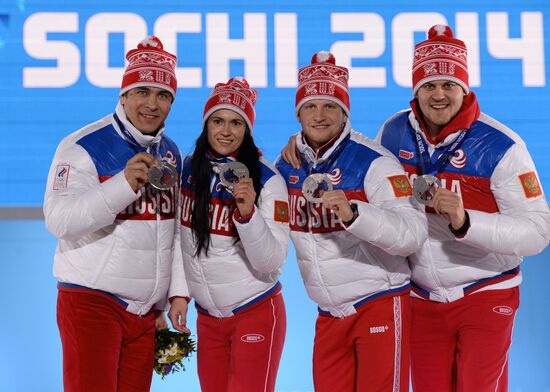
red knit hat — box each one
[296,51,350,117]
[412,25,469,96]
[202,77,258,131]
[120,36,177,98]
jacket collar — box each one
[296,118,351,166]
[409,91,480,147]
[114,102,165,148]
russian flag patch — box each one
[519,171,542,199]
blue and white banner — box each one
[1,0,549,206]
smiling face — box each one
[207,109,247,156]
[297,99,347,151]
[416,80,465,137]
[120,87,173,134]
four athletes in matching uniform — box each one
[46,26,550,391]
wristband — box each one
[234,206,255,223]
[448,210,470,238]
[169,296,191,304]
[343,203,359,226]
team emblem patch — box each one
[449,149,467,169]
[289,175,299,184]
[53,164,70,190]
[519,171,542,199]
[274,200,289,223]
[399,149,414,160]
[388,175,412,198]
[325,168,342,185]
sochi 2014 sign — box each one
[21,11,545,89]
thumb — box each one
[179,313,190,334]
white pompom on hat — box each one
[202,77,258,131]
[295,51,350,116]
[120,36,177,98]
[412,25,469,96]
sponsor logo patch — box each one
[399,149,414,160]
[492,306,513,316]
[53,164,70,190]
[274,200,290,223]
[388,174,412,198]
[241,334,265,343]
[369,325,389,334]
[519,171,542,199]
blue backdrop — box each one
[1,1,549,391]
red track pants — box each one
[313,294,410,392]
[196,292,286,392]
[57,289,156,392]
[410,287,519,392]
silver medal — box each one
[218,162,249,190]
[412,174,441,206]
[302,173,333,203]
[148,161,178,190]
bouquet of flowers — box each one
[154,329,196,379]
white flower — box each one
[157,353,170,364]
[167,343,179,356]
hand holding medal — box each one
[217,162,255,217]
[148,160,178,190]
[124,152,158,192]
[302,173,333,203]
[218,162,249,190]
[412,174,441,206]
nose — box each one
[431,86,446,100]
[312,107,325,121]
[145,94,159,109]
[220,122,231,135]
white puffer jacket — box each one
[44,103,188,315]
[172,154,290,318]
[377,108,550,303]
[276,120,428,318]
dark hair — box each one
[190,124,262,256]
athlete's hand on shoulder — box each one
[281,135,301,169]
[124,152,157,193]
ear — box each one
[296,106,303,122]
[119,94,126,106]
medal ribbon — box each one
[412,128,467,176]
[113,112,162,157]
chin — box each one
[214,147,236,156]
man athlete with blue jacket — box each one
[44,36,189,392]
[376,25,550,392]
